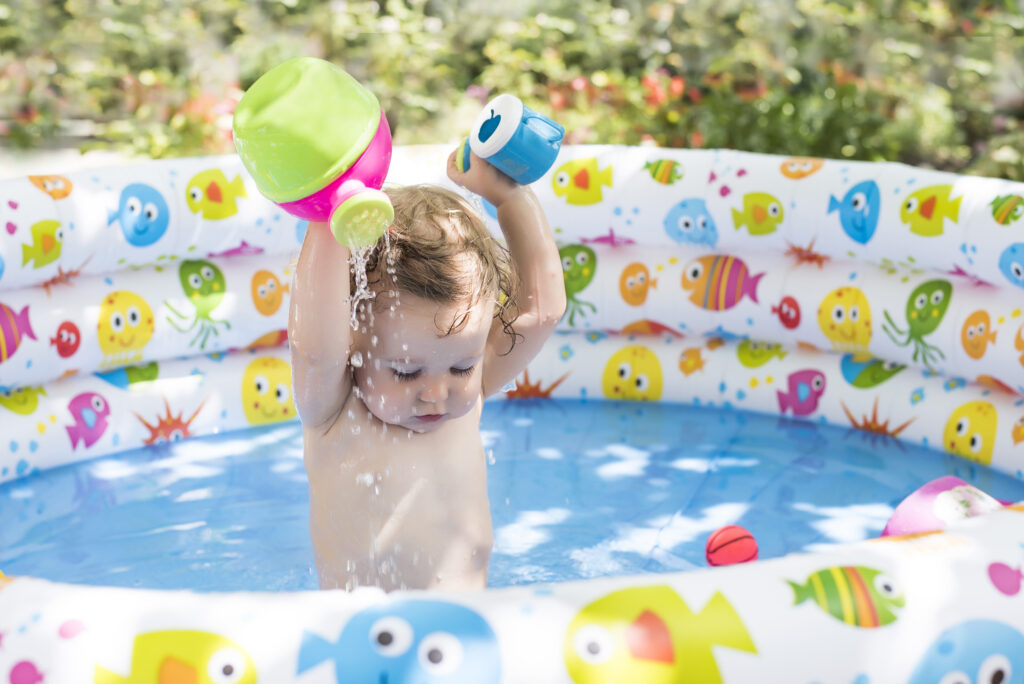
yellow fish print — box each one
[0,386,46,415]
[186,169,247,220]
[553,158,613,205]
[21,220,64,269]
[900,185,961,236]
[732,192,784,235]
[564,585,755,684]
[94,629,257,684]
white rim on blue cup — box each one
[469,94,523,159]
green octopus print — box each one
[165,259,232,349]
[882,279,952,371]
[559,244,598,327]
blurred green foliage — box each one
[1,0,1022,179]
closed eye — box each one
[451,365,475,377]
[392,369,421,382]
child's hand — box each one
[447,144,521,208]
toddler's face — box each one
[351,291,492,433]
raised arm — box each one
[447,150,567,397]
[288,222,354,429]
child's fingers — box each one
[447,147,486,184]
[446,148,463,183]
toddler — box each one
[289,149,566,591]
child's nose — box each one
[419,377,448,403]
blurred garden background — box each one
[1,0,1022,179]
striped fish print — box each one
[991,194,1023,226]
[645,159,683,185]
[0,302,36,364]
[681,254,764,311]
[788,565,904,628]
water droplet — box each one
[350,351,363,367]
[371,335,378,346]
[351,424,361,435]
[487,450,496,465]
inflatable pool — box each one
[1,145,1023,682]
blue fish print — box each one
[829,180,880,244]
[998,242,1024,290]
[663,198,718,247]
[107,183,170,247]
[297,599,501,683]
[907,620,1024,684]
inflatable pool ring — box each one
[233,57,393,248]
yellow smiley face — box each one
[817,286,872,353]
[943,400,998,465]
[241,357,296,425]
[97,290,155,359]
[602,345,663,401]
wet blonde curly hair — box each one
[352,185,521,352]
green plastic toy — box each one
[232,57,394,248]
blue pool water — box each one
[2,399,1023,592]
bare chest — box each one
[303,394,489,524]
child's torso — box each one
[303,389,493,591]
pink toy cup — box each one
[276,112,393,247]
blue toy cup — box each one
[468,94,564,185]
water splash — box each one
[347,244,375,330]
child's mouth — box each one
[416,414,445,422]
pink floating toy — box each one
[233,57,394,248]
[881,475,1007,537]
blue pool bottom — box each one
[2,399,1023,592]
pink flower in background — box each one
[466,84,489,104]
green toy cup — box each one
[233,57,394,248]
